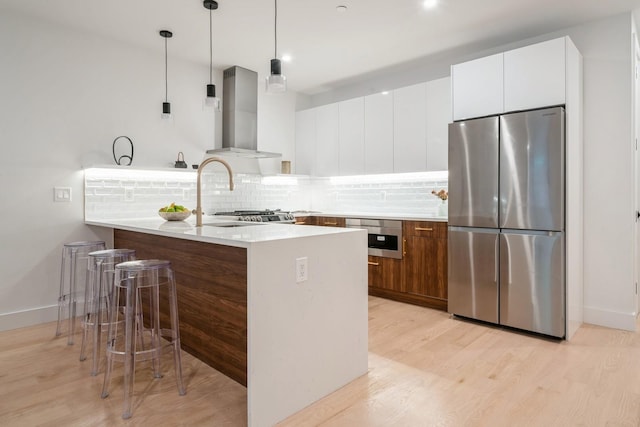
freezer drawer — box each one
[499,107,565,231]
[448,117,499,228]
[499,230,565,338]
[448,227,499,323]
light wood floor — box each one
[2,297,640,426]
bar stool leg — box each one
[122,274,137,420]
[67,248,78,345]
[55,251,67,337]
[90,259,105,375]
[101,274,122,399]
[151,271,162,379]
[80,257,97,362]
[168,269,186,395]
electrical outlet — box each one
[54,187,72,202]
[124,187,134,202]
[296,257,308,283]
[182,188,190,201]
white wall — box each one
[0,9,296,330]
[307,13,638,331]
[566,15,636,330]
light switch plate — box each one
[54,187,72,202]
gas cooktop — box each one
[213,210,295,223]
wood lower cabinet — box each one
[298,215,449,311]
[367,255,403,291]
[401,221,448,310]
[294,216,316,225]
[295,216,346,227]
[316,216,346,227]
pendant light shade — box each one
[160,30,173,119]
[266,0,286,93]
[204,0,221,110]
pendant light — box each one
[203,0,220,110]
[160,30,173,119]
[266,0,286,93]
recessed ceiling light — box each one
[423,0,438,9]
[282,54,292,62]
[336,5,347,13]
[381,91,389,95]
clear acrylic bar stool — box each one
[80,248,136,376]
[55,240,106,345]
[101,259,186,419]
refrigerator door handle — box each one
[494,237,499,283]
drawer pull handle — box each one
[324,222,338,226]
[368,261,379,266]
[294,221,306,225]
[403,238,406,256]
[415,227,434,231]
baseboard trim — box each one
[0,305,58,332]
[583,306,637,332]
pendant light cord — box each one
[209,8,213,84]
[274,0,278,58]
[164,36,168,102]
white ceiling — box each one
[2,0,640,94]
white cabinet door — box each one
[339,97,365,176]
[452,53,504,120]
[393,83,427,173]
[426,77,451,171]
[315,103,340,176]
[295,108,316,175]
[504,37,566,112]
[364,92,394,174]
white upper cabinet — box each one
[339,97,365,176]
[393,83,427,173]
[364,92,394,174]
[452,37,571,121]
[294,108,316,175]
[504,38,566,112]
[452,53,504,120]
[315,103,340,177]
[426,77,451,171]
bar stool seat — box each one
[55,240,106,345]
[101,259,185,419]
[80,248,136,376]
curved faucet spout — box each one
[196,157,235,226]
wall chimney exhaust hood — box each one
[206,66,282,159]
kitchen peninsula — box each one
[86,216,368,427]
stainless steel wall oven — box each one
[345,219,403,259]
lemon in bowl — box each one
[158,203,191,221]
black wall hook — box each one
[112,136,134,166]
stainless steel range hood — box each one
[206,66,281,159]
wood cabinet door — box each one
[316,217,346,227]
[294,216,317,225]
[402,221,448,299]
[368,255,403,291]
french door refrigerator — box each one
[448,106,565,338]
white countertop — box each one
[296,211,448,222]
[86,216,358,248]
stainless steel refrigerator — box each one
[448,106,565,338]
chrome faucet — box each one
[195,157,235,226]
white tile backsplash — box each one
[84,167,448,220]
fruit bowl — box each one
[158,210,191,221]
